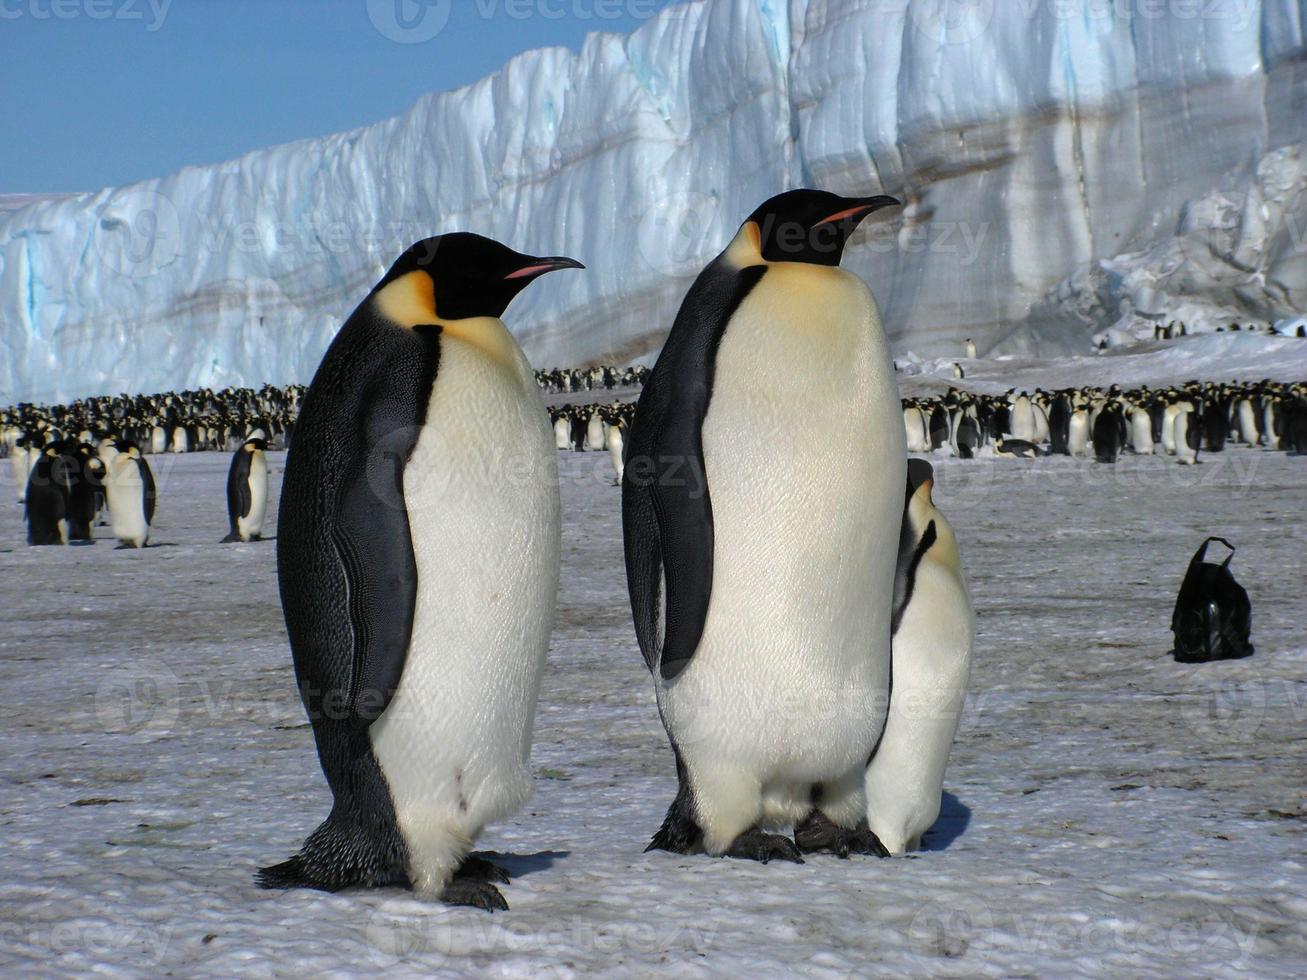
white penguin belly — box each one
[368,332,561,891]
[865,562,973,855]
[661,265,904,821]
[106,459,148,547]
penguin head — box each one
[373,233,584,323]
[905,458,962,571]
[743,189,900,267]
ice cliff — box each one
[3,0,1307,403]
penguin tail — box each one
[255,855,314,890]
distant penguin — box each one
[1174,408,1201,465]
[955,415,981,459]
[1161,402,1183,455]
[1236,398,1259,445]
[864,459,973,855]
[1129,406,1154,454]
[994,437,1038,459]
[951,362,964,380]
[66,446,105,541]
[585,410,606,452]
[223,437,269,542]
[553,413,571,451]
[1067,409,1090,457]
[1010,395,1035,442]
[149,424,167,455]
[24,445,73,546]
[903,406,930,453]
[9,435,37,503]
[105,445,156,548]
[170,424,191,453]
[1092,405,1123,463]
[964,338,977,359]
[1048,394,1071,455]
[606,419,626,485]
[625,189,904,863]
[259,233,579,910]
[1203,402,1228,452]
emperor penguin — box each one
[903,405,930,453]
[585,408,606,452]
[1174,407,1201,465]
[964,338,977,359]
[105,444,156,548]
[1236,397,1259,445]
[606,418,626,486]
[258,234,580,911]
[25,444,74,546]
[1129,406,1154,454]
[223,437,269,542]
[623,188,904,863]
[553,411,571,451]
[862,459,973,855]
[10,435,38,504]
[1067,408,1090,456]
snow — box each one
[898,330,1307,397]
[4,0,1307,404]
[1,440,1304,976]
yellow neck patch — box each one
[371,268,518,370]
[373,270,438,327]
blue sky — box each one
[2,0,677,194]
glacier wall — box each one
[3,0,1307,403]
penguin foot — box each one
[455,852,510,885]
[439,878,509,913]
[723,828,804,865]
[793,811,888,859]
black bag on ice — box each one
[1171,537,1253,663]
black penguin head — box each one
[744,189,900,266]
[373,233,584,322]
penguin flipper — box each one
[139,457,157,525]
[622,262,764,681]
[329,437,421,726]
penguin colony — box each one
[10,188,1299,914]
[901,380,1307,462]
[2,369,647,545]
[2,385,297,547]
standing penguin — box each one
[1174,407,1201,465]
[24,444,74,546]
[223,437,269,542]
[606,418,626,486]
[258,234,580,910]
[624,189,904,862]
[1092,404,1124,463]
[105,444,156,548]
[862,459,973,855]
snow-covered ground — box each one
[1,439,1304,977]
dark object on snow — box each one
[1171,537,1253,663]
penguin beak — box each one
[815,195,901,227]
[504,256,586,280]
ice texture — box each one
[3,0,1307,403]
